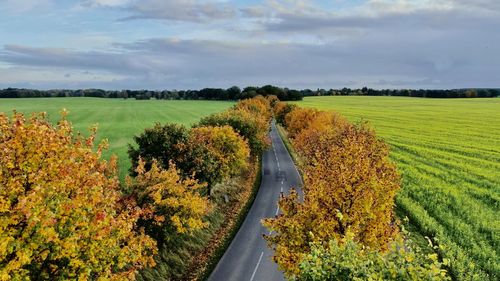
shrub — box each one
[0,112,156,280]
[297,233,450,281]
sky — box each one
[0,0,499,90]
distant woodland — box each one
[1,85,499,100]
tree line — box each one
[265,102,450,280]
[0,96,274,280]
[0,85,303,101]
[1,86,498,100]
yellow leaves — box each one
[0,112,156,280]
[131,159,211,235]
[265,105,401,276]
[189,125,250,183]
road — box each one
[208,121,302,281]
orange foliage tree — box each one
[0,112,156,280]
[264,108,401,276]
[283,107,320,138]
[273,102,296,125]
[235,95,272,121]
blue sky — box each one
[0,0,499,90]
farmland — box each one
[294,96,500,280]
[0,98,234,179]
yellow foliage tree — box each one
[264,110,400,276]
[129,159,211,238]
[0,112,156,280]
[235,95,272,122]
[189,125,250,182]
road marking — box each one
[275,206,280,216]
[250,251,264,281]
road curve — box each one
[208,121,302,281]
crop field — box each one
[0,98,234,179]
[295,96,500,279]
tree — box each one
[283,107,320,138]
[128,123,189,175]
[235,95,272,122]
[0,112,156,280]
[128,159,211,243]
[273,102,297,125]
[264,110,400,275]
[182,126,250,193]
[197,108,270,155]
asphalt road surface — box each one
[208,121,302,281]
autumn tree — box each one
[283,107,320,138]
[182,126,250,192]
[273,102,297,125]
[128,122,250,194]
[0,112,156,280]
[264,109,400,276]
[197,108,270,155]
[128,159,211,245]
[265,95,280,108]
[235,95,272,121]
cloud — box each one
[120,0,236,22]
[1,0,499,89]
[2,27,499,90]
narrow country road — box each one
[208,121,302,281]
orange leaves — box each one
[0,112,156,280]
[265,106,401,276]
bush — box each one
[297,233,450,281]
[0,112,156,280]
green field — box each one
[295,96,500,280]
[0,98,234,179]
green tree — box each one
[128,123,189,175]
